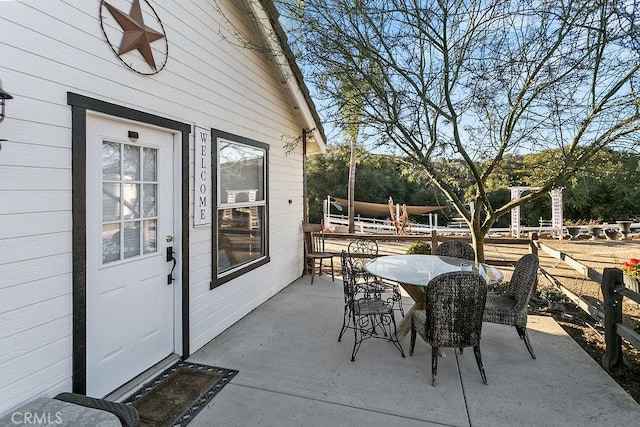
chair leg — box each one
[351,314,362,362]
[310,260,316,284]
[473,345,488,385]
[338,304,350,342]
[378,314,388,337]
[431,346,439,386]
[410,323,417,356]
[318,259,323,277]
[388,313,405,358]
[516,326,537,359]
[330,257,335,282]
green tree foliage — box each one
[308,146,640,226]
[306,145,450,223]
[519,148,640,223]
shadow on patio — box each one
[186,274,639,427]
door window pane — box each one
[102,223,121,263]
[143,147,157,181]
[123,183,140,219]
[123,221,140,259]
[123,145,140,181]
[102,142,121,180]
[103,183,121,221]
[143,184,157,217]
[143,219,157,254]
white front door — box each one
[85,114,177,397]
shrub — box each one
[407,241,431,255]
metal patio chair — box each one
[347,238,403,316]
[338,251,405,361]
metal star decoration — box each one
[104,0,165,70]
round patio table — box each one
[364,254,504,337]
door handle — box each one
[166,246,177,285]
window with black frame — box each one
[211,129,269,288]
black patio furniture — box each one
[410,271,488,386]
[482,253,539,358]
[338,251,405,361]
[434,239,475,261]
[54,392,140,427]
[347,239,403,315]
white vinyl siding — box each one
[0,0,314,414]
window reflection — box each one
[102,141,159,264]
[216,138,267,277]
[219,142,264,204]
[218,207,264,273]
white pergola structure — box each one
[510,186,564,239]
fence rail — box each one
[325,213,559,237]
[323,230,535,266]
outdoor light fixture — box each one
[0,79,13,123]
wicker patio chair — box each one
[434,239,475,261]
[338,251,405,361]
[54,393,140,427]
[347,239,404,316]
[410,271,488,386]
[483,253,539,359]
[302,223,334,284]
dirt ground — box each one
[326,235,640,403]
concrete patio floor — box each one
[186,274,640,427]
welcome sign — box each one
[194,126,211,226]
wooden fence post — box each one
[602,267,625,375]
[529,232,538,255]
[430,229,438,253]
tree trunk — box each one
[470,221,485,263]
[348,138,356,233]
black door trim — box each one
[67,92,191,394]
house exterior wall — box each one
[0,0,313,414]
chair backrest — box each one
[340,250,358,299]
[423,271,487,348]
[347,239,378,273]
[434,240,475,261]
[505,253,539,309]
[302,223,325,253]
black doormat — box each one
[122,361,238,427]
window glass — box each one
[143,147,157,181]
[214,134,268,281]
[219,142,265,204]
[103,183,121,221]
[102,142,120,180]
[102,223,121,264]
[102,141,158,264]
[123,145,140,181]
[218,207,265,274]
